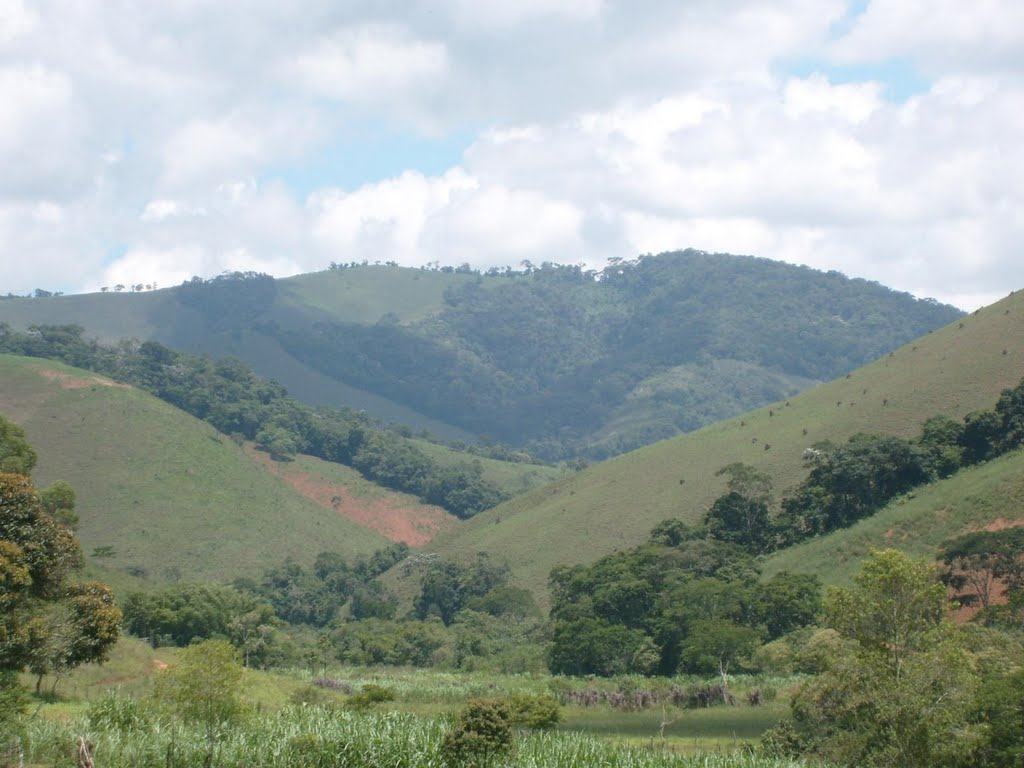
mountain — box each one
[0,251,962,459]
[413,290,1024,601]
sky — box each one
[1,0,1021,310]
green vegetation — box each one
[0,325,511,519]
[0,425,121,743]
[20,705,814,768]
[424,288,1024,602]
[0,353,389,582]
[0,254,962,463]
[761,449,1024,586]
[763,550,1024,768]
[548,527,820,678]
[277,254,960,459]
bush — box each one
[288,685,330,708]
[440,698,513,765]
[345,684,395,713]
[508,694,561,729]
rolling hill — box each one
[414,290,1024,601]
[0,353,397,583]
[0,251,962,458]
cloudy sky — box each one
[1,0,1021,309]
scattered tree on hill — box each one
[0,324,508,519]
[940,528,1024,615]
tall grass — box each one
[20,705,814,768]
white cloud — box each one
[98,243,304,292]
[288,25,448,106]
[445,0,604,30]
[140,199,206,222]
[0,0,36,44]
[0,1,1021,312]
[830,0,1024,74]
[783,75,881,123]
[310,169,476,263]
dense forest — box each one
[271,252,962,458]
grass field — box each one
[21,639,798,763]
[422,291,1024,603]
[0,354,390,584]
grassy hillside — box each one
[243,446,458,546]
[278,265,481,324]
[762,448,1024,586]
[421,291,1024,601]
[0,353,390,583]
[408,438,566,496]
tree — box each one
[968,668,1024,768]
[705,491,772,553]
[715,462,772,502]
[0,418,36,475]
[770,550,978,768]
[1,452,119,732]
[441,699,513,766]
[680,619,761,692]
[39,480,77,527]
[940,528,1024,613]
[26,582,120,695]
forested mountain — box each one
[0,251,961,460]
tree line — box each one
[702,375,1024,553]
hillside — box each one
[0,251,962,458]
[762,448,1024,586]
[418,290,1024,601]
[0,353,394,583]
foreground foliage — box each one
[20,703,816,768]
[0,418,120,741]
[764,550,1023,768]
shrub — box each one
[440,698,513,765]
[345,684,395,712]
[288,685,329,708]
[508,694,561,729]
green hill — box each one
[0,353,391,583]
[0,252,962,458]
[418,290,1024,601]
[761,448,1024,586]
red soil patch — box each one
[38,368,130,390]
[982,517,1024,531]
[246,446,457,546]
[951,578,1011,623]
